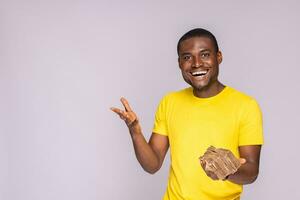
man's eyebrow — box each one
[179,52,191,56]
[199,49,211,52]
[180,49,211,56]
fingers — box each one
[207,171,218,180]
[111,98,138,126]
[120,97,132,112]
[110,106,136,125]
[239,158,247,165]
[110,107,126,119]
[199,159,219,180]
[110,107,123,115]
[200,159,206,169]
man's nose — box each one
[192,56,203,68]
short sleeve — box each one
[239,99,264,146]
[152,95,169,136]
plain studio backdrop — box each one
[1,0,300,199]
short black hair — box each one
[177,28,219,55]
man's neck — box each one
[193,81,225,98]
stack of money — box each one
[199,146,241,180]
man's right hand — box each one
[110,97,169,174]
[110,97,141,133]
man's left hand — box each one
[200,158,246,181]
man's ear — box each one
[217,51,223,64]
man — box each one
[111,28,263,200]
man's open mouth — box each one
[191,70,209,77]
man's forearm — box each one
[129,124,160,174]
[227,162,259,185]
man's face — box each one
[178,36,222,91]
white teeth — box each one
[191,70,208,76]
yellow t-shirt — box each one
[152,86,263,200]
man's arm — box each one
[131,131,169,174]
[227,145,262,185]
[111,97,169,174]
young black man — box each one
[111,28,263,200]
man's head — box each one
[177,28,219,55]
[177,28,222,92]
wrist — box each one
[128,121,141,135]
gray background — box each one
[1,0,300,199]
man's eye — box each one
[183,55,191,60]
[201,53,210,58]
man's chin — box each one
[191,82,209,91]
[183,77,209,90]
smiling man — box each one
[111,28,263,200]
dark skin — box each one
[178,36,224,98]
[111,36,262,184]
[110,98,169,174]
